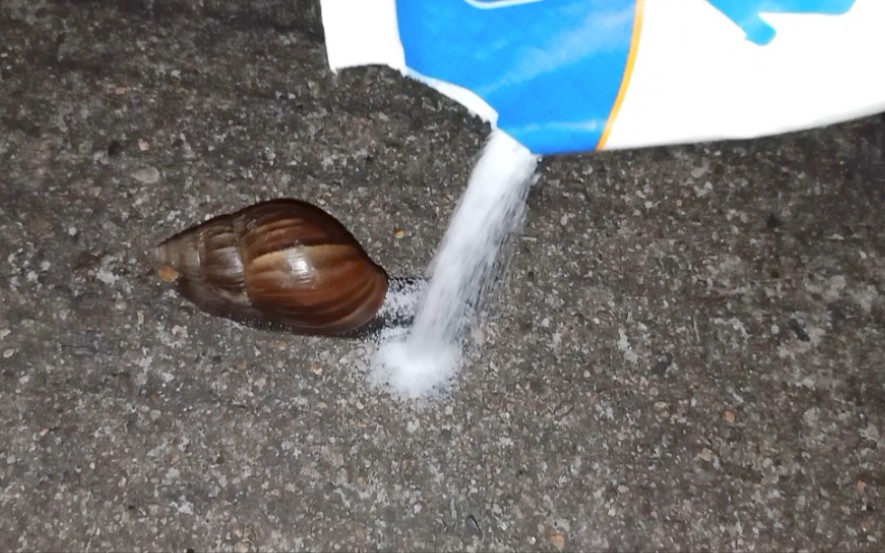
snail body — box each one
[155,199,396,337]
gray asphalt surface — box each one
[1,1,883,551]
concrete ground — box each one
[1,1,882,551]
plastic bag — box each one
[321,0,885,155]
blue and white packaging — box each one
[320,0,885,155]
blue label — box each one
[396,0,857,154]
[397,0,638,155]
[707,0,855,45]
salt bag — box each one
[320,0,885,155]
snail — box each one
[155,199,422,338]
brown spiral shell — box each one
[155,199,389,337]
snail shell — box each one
[155,199,390,337]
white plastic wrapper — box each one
[321,0,885,155]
